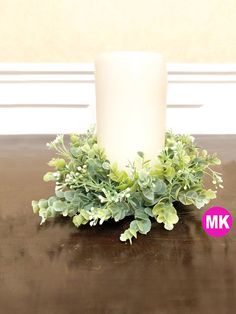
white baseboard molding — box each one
[0,63,236,134]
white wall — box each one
[1,0,236,63]
[0,63,236,134]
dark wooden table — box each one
[0,135,236,314]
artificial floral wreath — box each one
[32,129,223,243]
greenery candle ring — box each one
[32,129,223,244]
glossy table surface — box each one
[0,135,236,314]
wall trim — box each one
[0,63,236,84]
[0,63,235,134]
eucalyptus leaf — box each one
[153,179,167,195]
[53,200,66,212]
[38,199,48,209]
[137,219,151,234]
[64,190,75,202]
[55,190,64,198]
[43,172,57,182]
[142,189,155,202]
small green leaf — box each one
[70,134,80,145]
[70,147,81,157]
[129,228,137,238]
[48,158,65,169]
[39,207,48,224]
[137,219,151,234]
[137,151,144,158]
[43,172,57,182]
[153,202,179,230]
[102,161,110,170]
[53,200,66,212]
[164,166,176,181]
[55,190,64,198]
[144,207,154,217]
[135,209,149,220]
[120,231,133,244]
[156,215,164,223]
[130,220,138,230]
[194,195,209,209]
[164,223,174,231]
[48,196,58,206]
[183,155,191,164]
[204,189,216,200]
[153,179,167,195]
[178,192,194,205]
[32,200,39,213]
[80,209,90,221]
[64,190,75,202]
[38,199,48,209]
[152,203,163,216]
[142,189,155,202]
[73,214,84,227]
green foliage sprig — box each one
[32,130,223,243]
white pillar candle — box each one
[95,51,167,168]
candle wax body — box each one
[95,51,167,168]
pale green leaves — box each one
[164,165,176,182]
[204,189,216,199]
[32,195,78,224]
[64,191,75,202]
[102,161,110,170]
[178,189,217,209]
[152,202,179,231]
[178,190,199,206]
[153,179,167,194]
[32,200,40,214]
[138,170,152,189]
[53,200,65,212]
[109,162,129,183]
[38,199,48,209]
[73,209,90,227]
[32,130,222,244]
[112,202,132,222]
[137,171,167,205]
[120,216,152,244]
[48,158,66,170]
[32,199,57,224]
[43,172,57,182]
